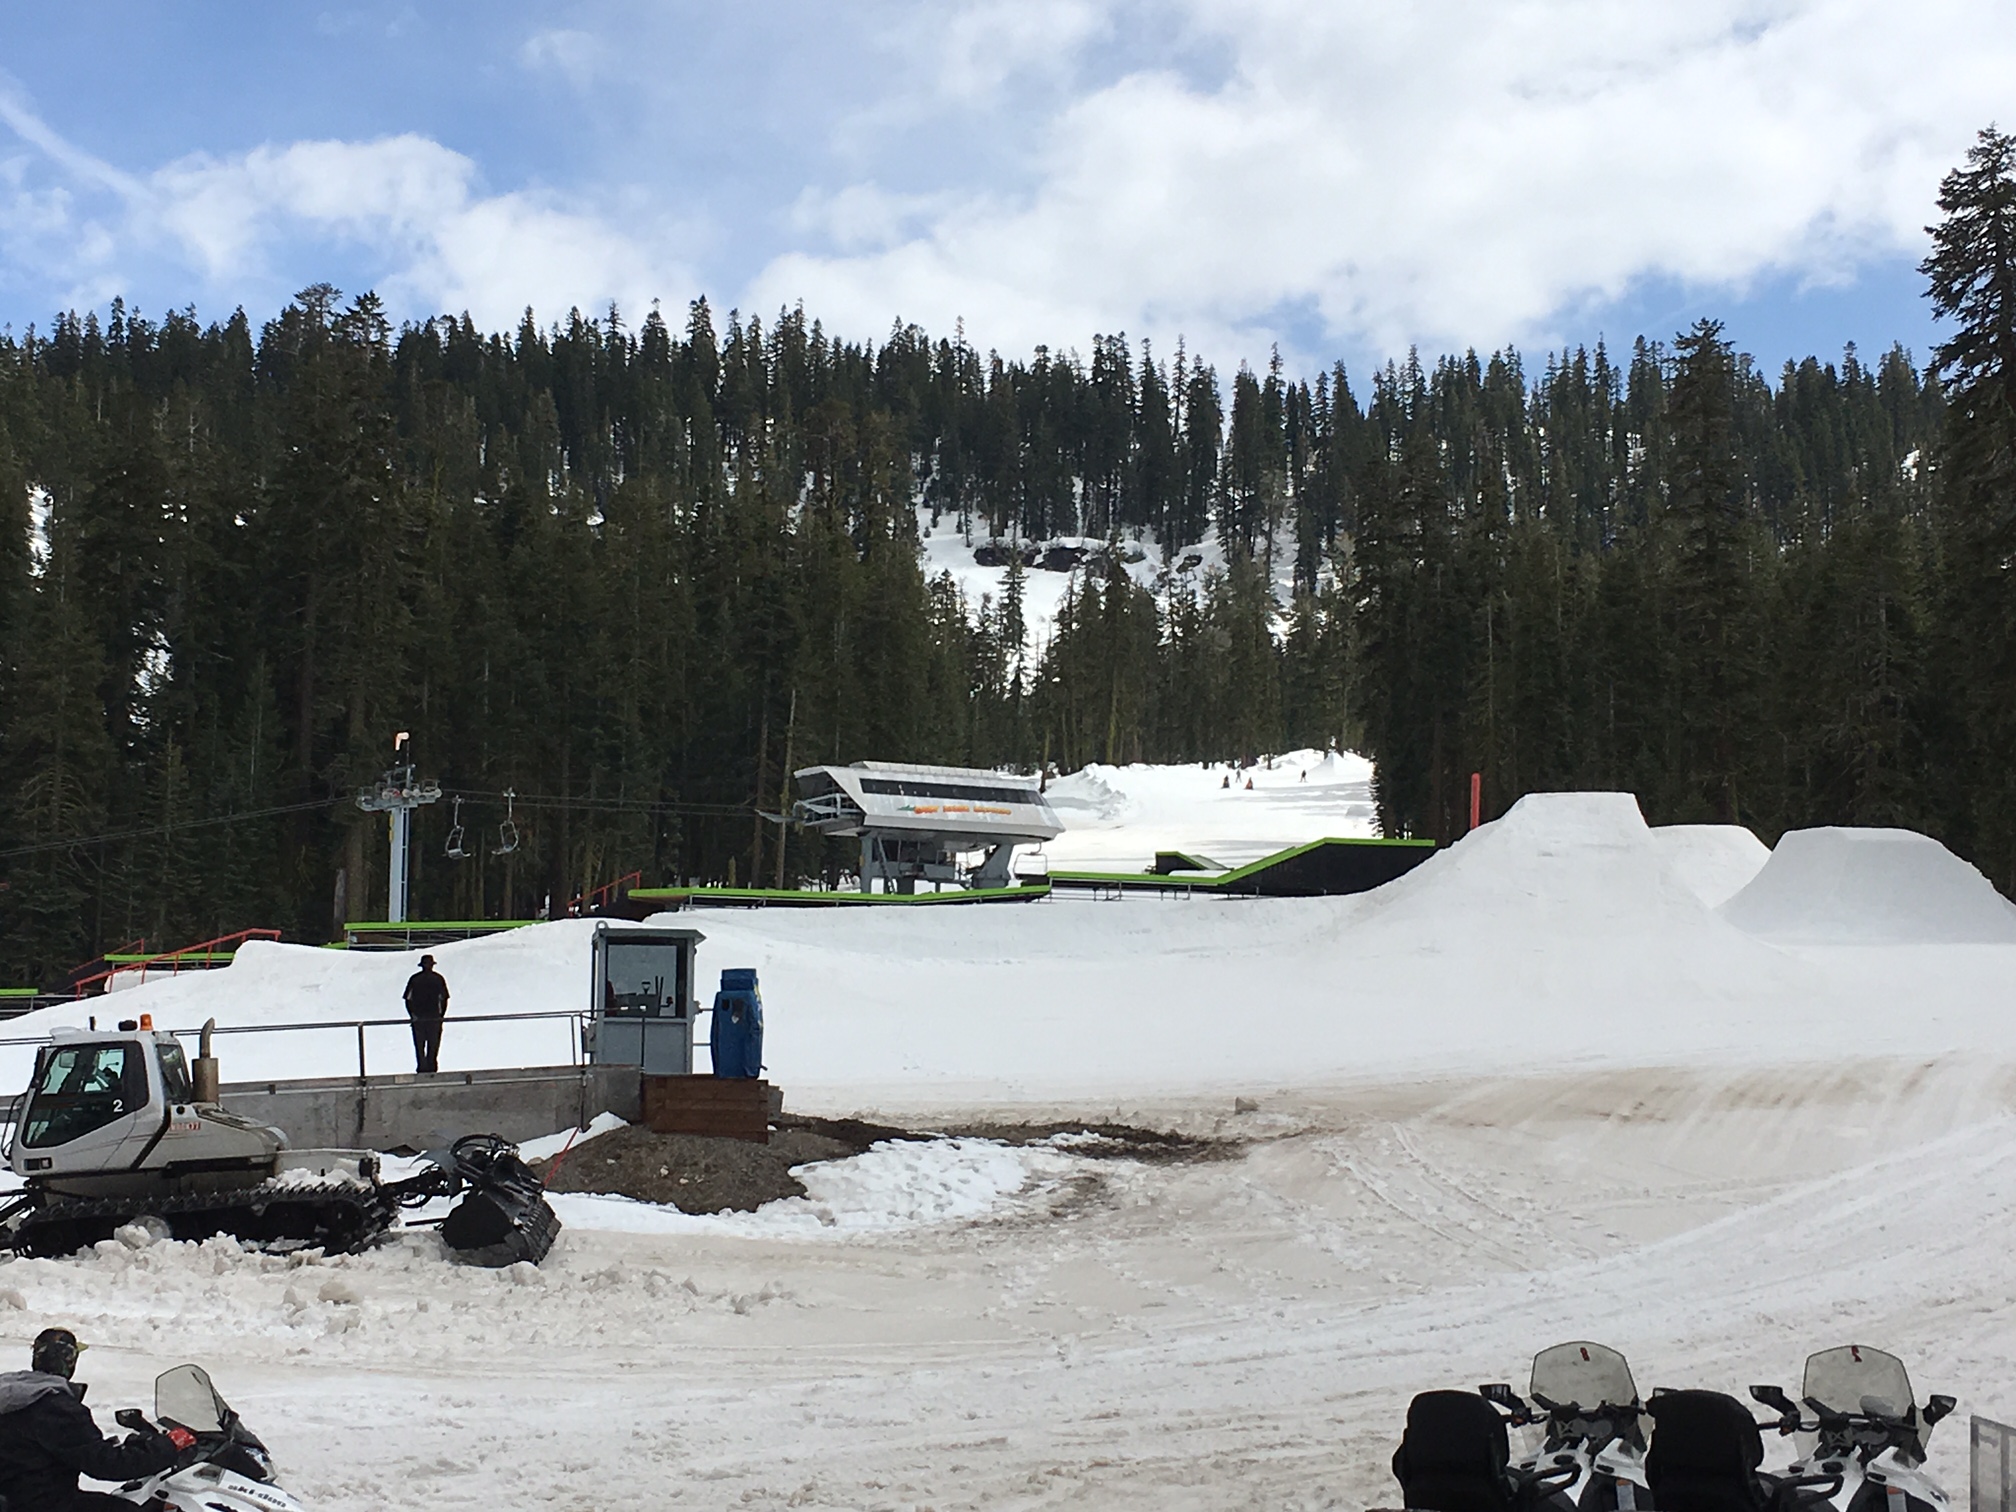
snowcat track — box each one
[4,1179,396,1259]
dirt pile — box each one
[533,1114,1236,1212]
[534,1124,857,1213]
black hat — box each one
[419,954,436,967]
[31,1328,82,1379]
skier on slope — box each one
[0,1328,186,1510]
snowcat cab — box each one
[0,1017,560,1264]
[12,1024,301,1198]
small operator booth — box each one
[586,924,703,1076]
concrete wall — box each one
[218,1064,641,1152]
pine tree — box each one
[1665,320,1760,823]
[1922,125,2016,886]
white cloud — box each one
[927,0,1109,101]
[747,0,2013,360]
[519,28,607,90]
[153,135,684,327]
[0,2,1998,361]
[787,182,960,253]
[0,95,696,331]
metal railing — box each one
[0,1009,593,1082]
[71,929,282,995]
[582,871,643,913]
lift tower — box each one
[355,733,441,924]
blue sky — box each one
[0,1,1998,381]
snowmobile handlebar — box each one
[112,1407,228,1468]
[1751,1383,1948,1457]
[1478,1383,1536,1424]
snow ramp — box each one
[1719,826,2016,944]
[1352,791,1742,938]
[1651,824,1771,907]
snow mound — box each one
[1720,827,2016,944]
[1354,791,1723,935]
[1652,824,1772,907]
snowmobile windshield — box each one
[21,1043,146,1148]
[1804,1346,1914,1419]
[1532,1342,1638,1410]
[155,1364,225,1434]
[155,1041,193,1103]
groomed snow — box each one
[1038,747,1376,871]
[3,784,2016,1510]
[11,790,2015,1107]
[1651,822,1771,907]
[1720,826,2016,944]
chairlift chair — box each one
[445,796,471,860]
[492,788,520,856]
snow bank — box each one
[1720,826,2016,944]
[1652,824,1772,907]
[0,923,599,1091]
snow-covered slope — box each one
[1039,747,1376,871]
[16,789,2016,1113]
[7,789,2016,1512]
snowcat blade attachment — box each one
[435,1133,562,1266]
[440,1183,561,1266]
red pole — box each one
[1469,771,1482,832]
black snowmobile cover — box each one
[1393,1389,1522,1512]
[1646,1389,1775,1512]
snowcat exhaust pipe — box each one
[192,1019,220,1104]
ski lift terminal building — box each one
[791,762,1063,894]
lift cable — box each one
[445,789,755,817]
[1,790,763,866]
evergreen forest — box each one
[3,128,2015,989]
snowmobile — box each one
[105,1361,306,1511]
[1748,1346,1956,1512]
[0,1019,559,1264]
[1481,1341,1655,1511]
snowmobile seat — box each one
[1646,1390,1780,1512]
[1393,1389,1532,1512]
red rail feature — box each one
[74,928,282,995]
[578,871,643,916]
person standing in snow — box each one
[403,953,450,1074]
[0,1327,186,1510]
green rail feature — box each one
[630,881,1052,908]
[103,952,239,966]
[1050,834,1436,898]
[342,919,541,950]
[344,920,542,933]
[0,988,41,999]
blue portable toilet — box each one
[709,968,764,1078]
